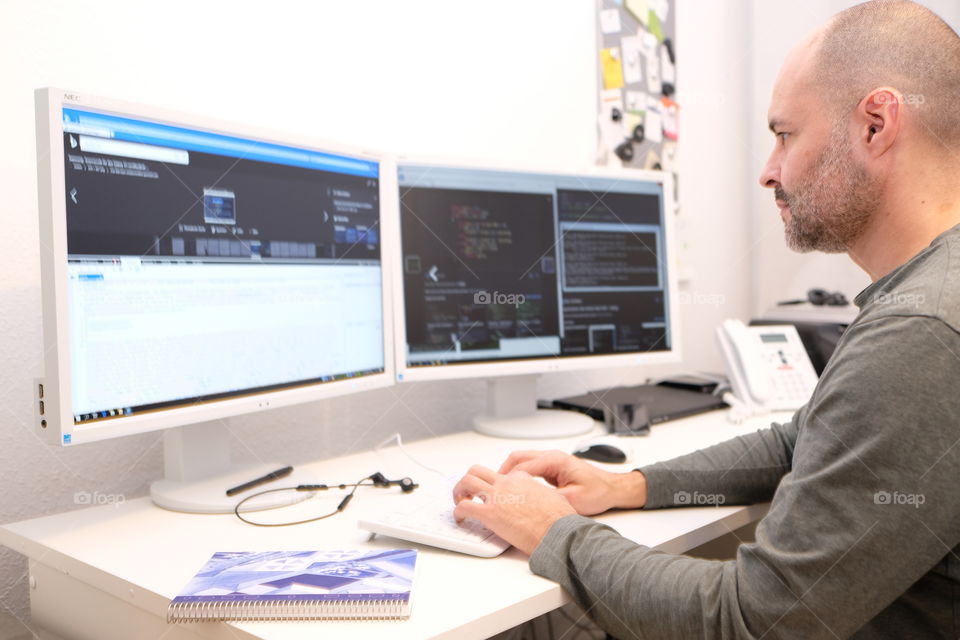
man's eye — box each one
[778,132,790,144]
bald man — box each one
[454,1,960,638]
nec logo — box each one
[64,93,80,101]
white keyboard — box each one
[358,495,511,558]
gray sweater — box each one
[530,224,960,640]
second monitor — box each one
[395,163,679,438]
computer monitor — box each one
[393,162,679,438]
[34,88,394,512]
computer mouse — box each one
[572,443,628,464]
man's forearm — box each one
[639,418,799,509]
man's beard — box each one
[776,127,880,253]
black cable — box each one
[233,475,375,527]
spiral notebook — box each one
[167,549,417,622]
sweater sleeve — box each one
[530,316,960,639]
[639,416,800,509]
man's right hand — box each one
[498,450,647,516]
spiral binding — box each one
[167,597,410,623]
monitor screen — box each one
[58,105,385,429]
[397,164,672,373]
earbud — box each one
[369,472,418,492]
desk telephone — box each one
[716,319,818,422]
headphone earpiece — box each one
[369,472,418,493]
[807,288,848,306]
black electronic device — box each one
[777,288,849,307]
[553,384,726,425]
[656,374,721,395]
[572,443,627,464]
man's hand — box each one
[499,450,647,515]
[452,465,576,556]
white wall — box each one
[748,0,960,316]
[0,0,756,632]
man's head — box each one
[759,0,960,254]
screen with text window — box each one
[398,166,670,367]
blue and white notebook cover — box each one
[167,549,417,621]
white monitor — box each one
[392,161,680,438]
[34,88,395,512]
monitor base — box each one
[151,422,316,514]
[471,375,595,439]
[473,409,593,439]
[151,463,319,514]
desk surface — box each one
[1,410,783,640]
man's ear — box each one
[859,87,902,155]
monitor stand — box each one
[150,421,317,514]
[472,375,594,439]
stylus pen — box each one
[226,466,294,497]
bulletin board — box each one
[595,0,677,180]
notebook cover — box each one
[168,549,416,621]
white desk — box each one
[1,410,782,640]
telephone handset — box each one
[715,319,818,423]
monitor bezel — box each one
[35,87,396,446]
[388,156,681,383]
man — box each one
[453,1,960,638]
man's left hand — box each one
[452,465,577,555]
